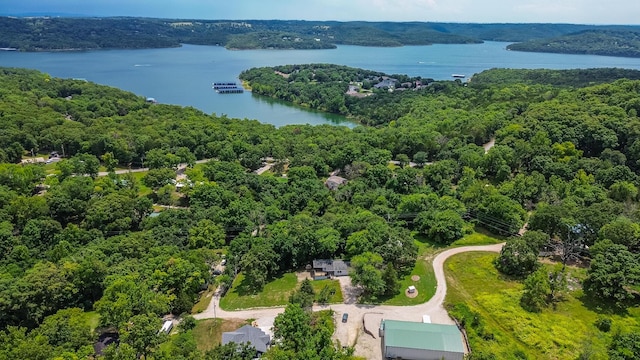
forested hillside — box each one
[508,30,640,58]
[2,66,640,358]
[2,17,640,52]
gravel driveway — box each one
[193,243,505,358]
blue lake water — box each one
[3,42,640,127]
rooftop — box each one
[313,259,349,271]
[382,320,464,354]
[222,325,270,353]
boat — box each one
[451,74,466,78]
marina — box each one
[213,82,244,93]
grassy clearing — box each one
[193,318,247,352]
[219,273,298,310]
[383,256,436,306]
[444,252,640,359]
[310,279,344,304]
[451,229,504,246]
[85,311,100,332]
[191,285,216,314]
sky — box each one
[2,0,639,25]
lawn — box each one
[219,273,298,310]
[310,279,344,304]
[193,318,247,352]
[451,228,505,246]
[191,285,216,314]
[383,256,436,306]
[85,311,101,331]
[380,230,500,306]
[444,252,640,359]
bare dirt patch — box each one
[295,271,311,282]
[405,289,419,298]
[411,275,421,281]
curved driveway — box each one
[193,243,505,323]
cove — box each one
[2,42,640,127]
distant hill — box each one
[2,17,640,53]
[470,68,640,88]
[507,30,640,58]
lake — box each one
[3,42,640,127]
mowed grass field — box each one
[444,252,640,359]
[192,318,247,352]
[219,272,344,310]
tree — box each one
[382,263,400,296]
[36,308,92,352]
[0,326,51,360]
[83,192,136,233]
[609,181,638,202]
[395,153,410,168]
[101,152,119,173]
[520,268,550,312]
[599,217,640,249]
[188,219,226,249]
[415,209,466,244]
[120,313,163,359]
[143,168,176,189]
[94,276,171,327]
[495,239,538,277]
[239,238,279,293]
[350,252,385,297]
[584,241,640,308]
[609,333,640,360]
[289,279,315,309]
[205,342,257,360]
[412,151,428,167]
[272,303,312,353]
[519,230,550,252]
[179,315,197,332]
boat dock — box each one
[213,82,244,93]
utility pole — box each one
[214,295,217,320]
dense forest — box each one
[508,30,640,58]
[2,16,640,53]
[3,64,640,358]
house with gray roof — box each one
[312,259,349,277]
[222,325,271,355]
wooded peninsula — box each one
[3,64,640,358]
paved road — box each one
[193,243,505,324]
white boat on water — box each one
[451,74,466,78]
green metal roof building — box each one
[380,320,465,360]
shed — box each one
[408,285,416,293]
[380,320,464,360]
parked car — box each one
[342,313,348,323]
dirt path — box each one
[483,137,496,154]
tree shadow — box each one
[235,275,268,297]
[576,291,630,316]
